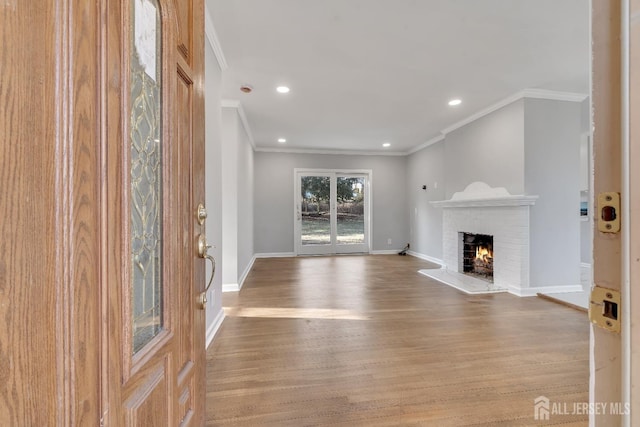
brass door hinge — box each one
[589,286,621,333]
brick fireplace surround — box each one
[427,182,538,295]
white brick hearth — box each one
[423,182,538,295]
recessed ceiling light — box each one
[448,99,462,106]
[278,138,287,143]
[382,142,391,148]
[276,86,290,94]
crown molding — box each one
[220,99,239,108]
[440,88,588,137]
[204,3,228,71]
[406,134,445,155]
[221,99,255,148]
[522,88,588,102]
[254,147,407,156]
[220,89,588,157]
[440,91,525,136]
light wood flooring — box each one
[206,255,589,426]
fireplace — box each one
[459,232,494,282]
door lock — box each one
[196,203,208,225]
[589,286,621,333]
[597,192,620,233]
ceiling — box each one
[206,0,590,154]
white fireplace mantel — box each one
[431,196,538,208]
[430,182,538,208]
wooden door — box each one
[0,0,205,424]
[102,0,206,425]
[0,1,102,424]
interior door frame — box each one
[623,0,639,423]
[591,0,629,425]
[294,168,372,256]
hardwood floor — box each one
[206,255,589,426]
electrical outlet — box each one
[387,238,392,245]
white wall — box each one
[407,141,445,260]
[524,98,582,288]
[254,152,408,254]
[444,100,525,198]
[204,35,224,337]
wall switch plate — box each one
[387,238,392,245]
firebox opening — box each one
[461,232,494,282]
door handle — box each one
[197,234,215,309]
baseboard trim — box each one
[536,293,588,313]
[223,255,257,293]
[509,284,583,297]
[407,251,445,267]
[237,255,256,291]
[206,309,225,349]
[370,250,401,255]
[255,252,296,258]
[222,283,240,292]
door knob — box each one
[197,234,215,309]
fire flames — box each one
[475,246,493,263]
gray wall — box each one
[237,124,254,277]
[204,41,224,328]
[406,100,525,262]
[406,141,445,260]
[254,152,408,254]
[220,108,255,284]
[407,97,585,289]
[221,108,238,284]
[579,98,593,265]
[444,100,525,198]
[524,98,582,287]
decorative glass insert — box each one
[131,0,163,354]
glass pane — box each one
[131,0,163,354]
[337,177,365,244]
[301,176,331,245]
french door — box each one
[295,169,371,255]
